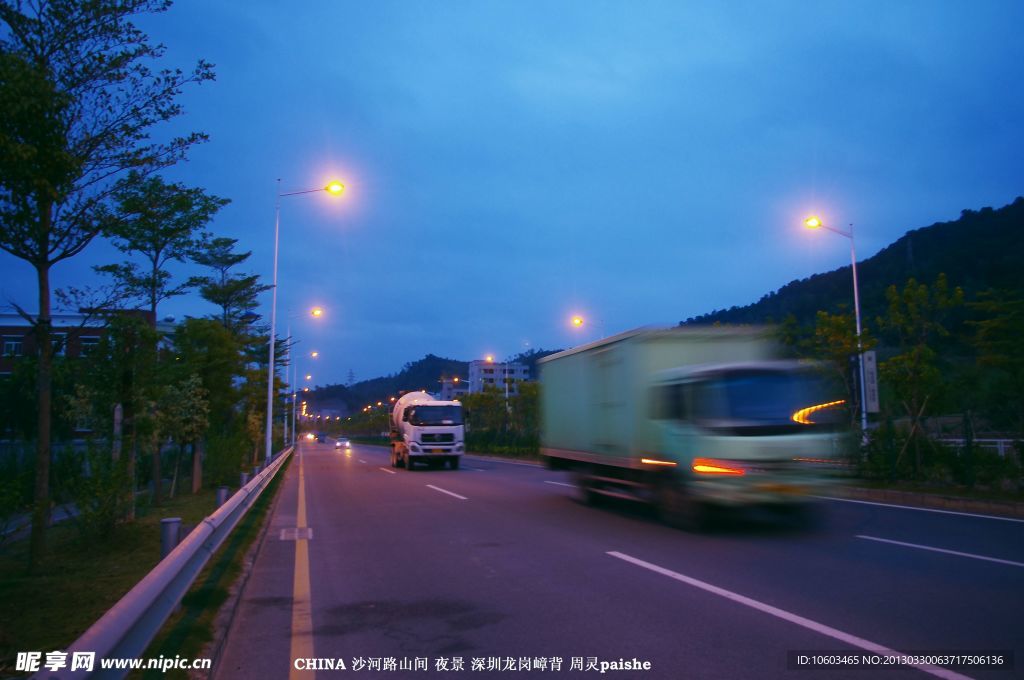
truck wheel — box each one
[658,482,708,532]
[449,457,460,470]
[573,472,601,506]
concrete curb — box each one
[839,486,1024,518]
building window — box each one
[3,336,23,357]
[52,333,67,357]
[483,368,494,374]
[80,336,100,355]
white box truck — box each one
[539,326,846,528]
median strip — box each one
[857,535,1024,568]
[607,551,970,680]
[426,485,468,500]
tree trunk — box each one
[151,433,162,506]
[112,403,123,461]
[191,439,203,494]
[29,259,52,570]
[126,435,136,521]
[169,442,181,499]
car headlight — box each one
[410,443,421,452]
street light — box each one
[804,215,868,438]
[284,309,323,446]
[265,180,344,465]
[570,313,604,342]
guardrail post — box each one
[160,517,181,560]
[240,471,250,487]
[216,486,230,508]
[253,464,262,477]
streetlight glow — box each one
[310,351,319,358]
[802,214,868,439]
[485,355,494,363]
[571,315,584,327]
[310,307,324,318]
[266,178,346,463]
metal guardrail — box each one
[42,446,295,679]
[936,438,1018,457]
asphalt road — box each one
[214,441,1023,680]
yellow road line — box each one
[289,449,315,680]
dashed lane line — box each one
[857,535,1024,568]
[607,551,970,680]
[426,484,468,500]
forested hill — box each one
[311,354,467,415]
[683,196,1024,327]
[310,349,561,414]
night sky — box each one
[2,1,1022,386]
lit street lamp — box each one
[265,179,345,465]
[804,215,868,438]
[570,313,604,342]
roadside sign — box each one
[863,350,879,413]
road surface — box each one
[214,441,1022,679]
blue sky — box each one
[2,1,1022,385]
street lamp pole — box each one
[264,179,344,465]
[805,217,868,438]
[264,181,282,466]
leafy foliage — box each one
[96,172,228,316]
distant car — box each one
[314,432,326,442]
[335,437,352,449]
[305,433,315,441]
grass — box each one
[134,456,291,679]
[0,487,219,676]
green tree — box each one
[809,310,875,427]
[877,274,964,477]
[97,173,228,319]
[0,0,213,566]
[970,290,1024,435]
[172,318,244,428]
[66,313,160,518]
[157,373,208,497]
[190,236,270,330]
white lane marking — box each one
[426,484,468,500]
[359,459,367,464]
[857,535,1024,568]
[544,481,575,488]
[607,551,970,680]
[378,467,396,475]
[817,495,1024,523]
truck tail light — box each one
[692,458,745,475]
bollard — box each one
[215,486,230,508]
[160,517,181,560]
[240,471,251,487]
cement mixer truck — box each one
[389,391,465,470]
